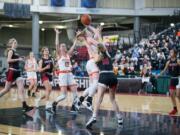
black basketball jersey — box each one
[96,51,113,71]
[42,57,54,73]
[168,58,179,77]
[8,49,20,70]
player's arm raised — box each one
[54,28,61,56]
[68,38,77,57]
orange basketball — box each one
[81,14,91,25]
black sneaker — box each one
[32,93,36,98]
[45,107,55,114]
[52,102,57,113]
[27,90,31,97]
[73,97,81,111]
[22,106,34,113]
[70,104,78,113]
[86,117,96,129]
[82,101,93,112]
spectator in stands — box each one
[149,32,157,40]
[72,62,84,77]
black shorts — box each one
[6,69,21,82]
[41,73,53,82]
[99,72,117,88]
[170,77,179,89]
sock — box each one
[86,96,92,104]
[72,91,78,101]
[89,79,98,97]
[174,106,177,110]
[116,113,122,119]
[92,113,97,118]
[80,96,85,103]
[55,93,66,103]
[45,101,52,109]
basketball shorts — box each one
[98,72,117,89]
[86,59,99,77]
[6,69,21,82]
[27,72,37,80]
[170,77,179,90]
[58,72,77,87]
[41,73,52,82]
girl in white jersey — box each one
[52,28,79,112]
[75,26,102,111]
[25,52,38,97]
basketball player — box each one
[38,47,54,113]
[75,26,102,111]
[86,44,123,129]
[159,49,180,115]
[52,28,79,112]
[25,52,38,97]
[0,38,33,112]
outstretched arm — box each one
[159,61,169,76]
[54,28,61,56]
[68,38,77,57]
[87,25,102,42]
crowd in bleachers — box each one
[114,27,180,76]
[73,25,180,77]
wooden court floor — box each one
[0,87,179,135]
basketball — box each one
[81,14,91,25]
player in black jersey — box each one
[0,38,34,113]
[37,47,54,113]
[86,44,123,129]
[159,49,180,115]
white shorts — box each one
[176,77,180,89]
[58,72,77,87]
[86,59,99,76]
[27,72,37,80]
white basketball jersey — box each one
[26,59,37,70]
[58,55,72,71]
[87,44,98,58]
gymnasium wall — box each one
[145,0,180,8]
[0,28,71,57]
[1,0,180,8]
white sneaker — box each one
[118,117,123,126]
[82,101,93,112]
[86,116,96,129]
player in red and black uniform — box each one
[0,38,33,113]
[38,47,54,113]
[86,44,123,129]
[159,49,180,115]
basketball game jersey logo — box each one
[44,60,53,64]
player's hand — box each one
[97,25,102,32]
[54,28,61,34]
[76,30,84,37]
[45,64,50,69]
[18,57,24,61]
